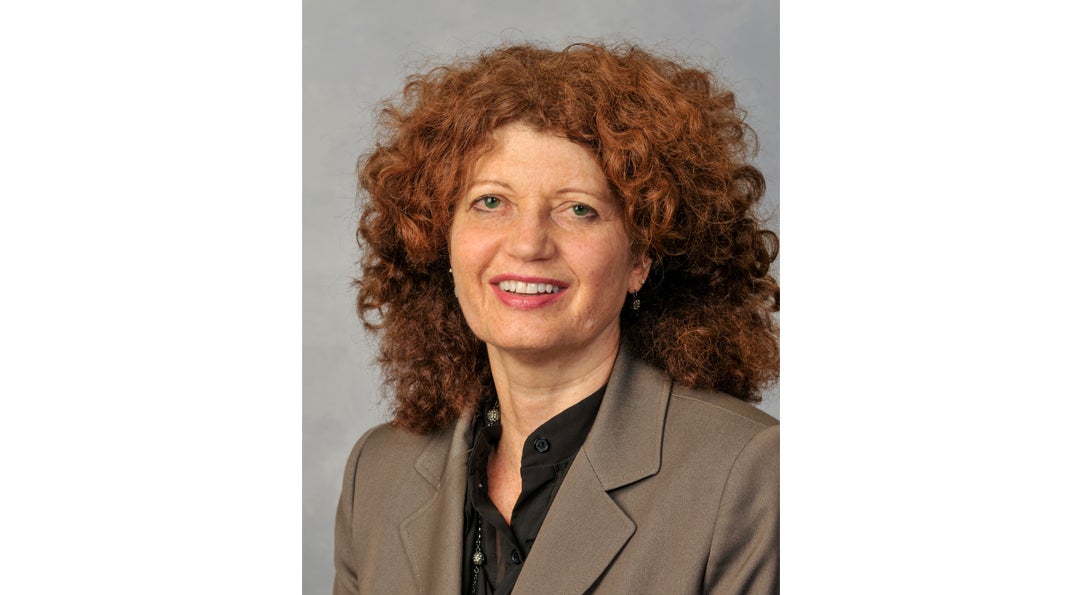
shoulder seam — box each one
[671,392,778,428]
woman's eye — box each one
[476,195,501,209]
[571,204,594,217]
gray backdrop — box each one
[303,1,778,592]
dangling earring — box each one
[450,267,457,298]
[631,278,646,311]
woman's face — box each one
[449,122,649,362]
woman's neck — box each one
[486,336,619,465]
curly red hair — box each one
[357,42,778,434]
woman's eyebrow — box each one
[466,179,514,191]
[556,187,606,200]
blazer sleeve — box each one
[333,427,379,595]
[705,423,780,594]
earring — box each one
[630,278,646,311]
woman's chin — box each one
[484,338,566,358]
[481,325,621,364]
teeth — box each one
[498,280,561,295]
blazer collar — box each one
[399,413,473,595]
[582,343,672,489]
[513,344,673,593]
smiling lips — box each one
[489,276,567,309]
[497,280,562,295]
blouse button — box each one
[533,438,550,453]
[510,549,522,565]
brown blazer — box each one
[334,346,779,594]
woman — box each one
[335,42,779,594]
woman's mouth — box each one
[497,280,562,295]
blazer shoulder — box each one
[669,384,779,429]
[346,421,448,473]
[661,385,778,473]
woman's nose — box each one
[505,209,556,261]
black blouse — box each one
[461,386,606,594]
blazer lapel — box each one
[511,450,635,593]
[399,413,473,595]
[513,345,673,593]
